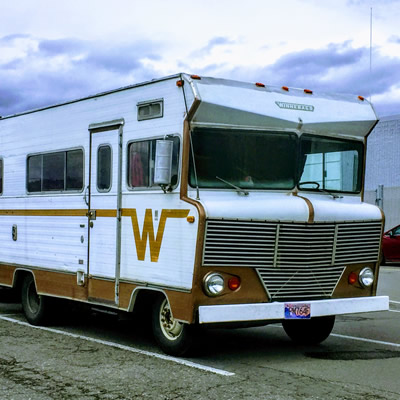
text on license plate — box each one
[284,303,311,319]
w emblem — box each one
[123,209,190,262]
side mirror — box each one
[154,139,173,189]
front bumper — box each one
[198,296,389,324]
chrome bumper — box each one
[198,296,389,324]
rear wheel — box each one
[282,316,335,345]
[21,274,49,325]
[152,295,195,356]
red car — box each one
[382,224,400,264]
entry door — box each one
[87,120,123,305]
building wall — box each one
[365,114,400,230]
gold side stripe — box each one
[0,208,190,218]
[96,210,117,217]
[0,209,88,217]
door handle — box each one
[84,185,89,206]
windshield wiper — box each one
[298,181,343,199]
[216,176,249,196]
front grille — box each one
[256,265,345,300]
[203,219,382,300]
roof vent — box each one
[137,99,163,121]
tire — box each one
[151,295,195,356]
[21,274,49,325]
[282,315,335,345]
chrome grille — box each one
[277,224,335,267]
[203,219,382,300]
[335,222,383,264]
[203,219,382,267]
[256,266,345,300]
[203,220,277,267]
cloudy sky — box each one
[1,0,400,117]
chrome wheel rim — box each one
[159,298,183,341]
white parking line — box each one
[331,333,400,348]
[0,315,235,377]
[270,323,400,349]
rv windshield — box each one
[298,135,364,193]
[189,129,364,194]
[189,128,298,190]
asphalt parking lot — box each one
[0,266,399,400]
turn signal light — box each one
[228,276,241,291]
[348,272,358,285]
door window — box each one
[97,145,112,192]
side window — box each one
[128,137,180,189]
[128,141,149,188]
[27,149,84,193]
[97,145,112,191]
[0,159,3,194]
[66,150,84,190]
[27,155,42,192]
[137,99,163,121]
[43,152,64,191]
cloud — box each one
[192,41,400,117]
[191,36,236,58]
[389,35,400,44]
[38,38,87,56]
[0,35,163,116]
[1,36,400,118]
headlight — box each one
[359,267,374,287]
[204,273,225,296]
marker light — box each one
[191,74,201,80]
[304,89,313,94]
[358,95,365,101]
[282,86,289,91]
[255,82,265,87]
[204,273,225,296]
[348,271,358,285]
[228,276,241,291]
[186,216,195,223]
[359,267,374,287]
[176,80,184,87]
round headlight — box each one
[359,267,374,287]
[204,273,225,296]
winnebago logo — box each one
[275,101,314,112]
[126,208,190,262]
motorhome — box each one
[0,73,389,355]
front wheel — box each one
[21,274,49,325]
[152,295,195,356]
[282,316,335,345]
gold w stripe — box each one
[123,209,190,262]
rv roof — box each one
[185,75,378,138]
[1,73,377,139]
[0,73,183,120]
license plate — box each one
[284,303,311,319]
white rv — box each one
[0,74,389,355]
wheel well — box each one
[13,270,36,298]
[130,289,164,314]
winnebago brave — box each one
[0,74,389,355]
